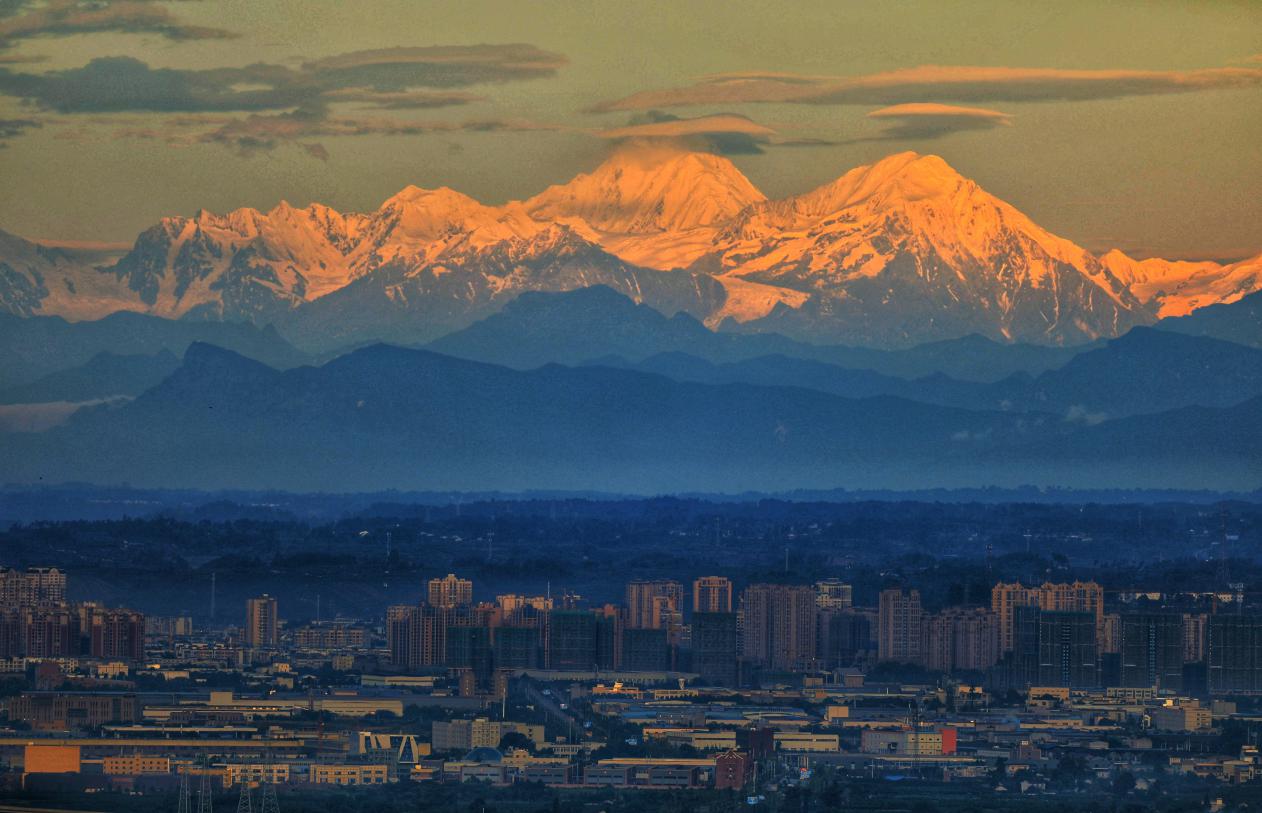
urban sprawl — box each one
[3,565,1262,810]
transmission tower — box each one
[236,781,253,813]
[258,776,280,813]
[196,767,212,813]
[176,770,191,813]
[258,746,280,813]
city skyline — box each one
[2,498,1261,809]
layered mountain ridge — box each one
[3,149,1258,349]
[3,338,1256,493]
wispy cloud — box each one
[301,44,566,87]
[322,88,485,110]
[593,63,1262,111]
[0,114,39,145]
[0,0,236,48]
[0,50,43,63]
[116,106,561,158]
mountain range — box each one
[1,339,1255,493]
[3,148,1259,349]
[426,285,1089,382]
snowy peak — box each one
[802,151,972,212]
[5,148,1258,350]
[524,145,766,234]
[722,150,1103,280]
[704,151,1148,341]
[370,185,503,242]
[359,186,541,266]
[1098,249,1262,318]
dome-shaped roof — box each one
[463,746,503,763]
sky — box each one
[0,0,1259,260]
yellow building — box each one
[311,764,389,785]
[773,732,839,752]
[103,755,170,775]
[223,763,290,787]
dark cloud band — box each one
[0,41,568,154]
[0,0,236,48]
[595,64,1262,111]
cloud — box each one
[593,63,1262,111]
[116,106,561,157]
[597,112,774,140]
[0,114,38,144]
[0,0,236,48]
[1064,405,1107,426]
[0,42,568,154]
[301,44,566,88]
[322,88,485,110]
[857,102,1012,141]
[596,110,777,155]
[0,42,565,113]
[0,50,43,63]
[0,56,304,112]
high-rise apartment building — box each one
[492,625,541,669]
[691,612,739,686]
[546,610,599,671]
[814,580,853,611]
[816,608,875,669]
[878,588,923,664]
[244,595,278,649]
[740,584,817,672]
[428,574,473,609]
[2,606,80,659]
[1207,615,1262,694]
[693,577,733,614]
[626,580,684,629]
[85,607,145,662]
[992,581,1103,653]
[496,594,552,622]
[621,627,669,672]
[922,607,999,674]
[1100,613,1121,655]
[0,567,66,608]
[1119,612,1184,691]
[1013,607,1099,688]
[1183,613,1208,663]
[387,604,479,670]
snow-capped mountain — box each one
[693,152,1150,344]
[1,148,1257,349]
[0,229,137,320]
[525,145,765,234]
[284,223,727,349]
[105,203,364,322]
[1101,248,1262,318]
